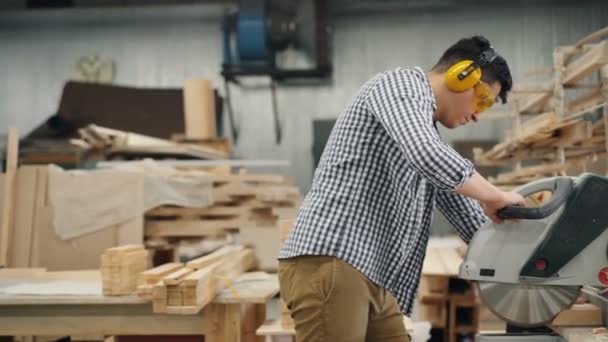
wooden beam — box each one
[551,304,602,326]
[162,268,194,286]
[0,304,209,335]
[566,88,603,114]
[496,163,568,183]
[520,93,553,114]
[145,218,243,238]
[10,166,38,267]
[138,262,184,286]
[575,27,608,48]
[146,206,246,219]
[0,128,18,266]
[563,41,608,85]
[186,245,244,269]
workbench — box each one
[0,270,278,341]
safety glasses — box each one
[473,81,496,113]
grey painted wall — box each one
[1,2,607,199]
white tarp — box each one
[48,159,213,240]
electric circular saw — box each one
[460,174,608,327]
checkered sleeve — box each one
[436,191,488,242]
[365,70,475,191]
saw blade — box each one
[477,282,580,327]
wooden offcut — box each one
[0,128,18,267]
[183,79,217,139]
[101,245,149,296]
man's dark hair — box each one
[432,35,512,104]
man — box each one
[278,36,526,341]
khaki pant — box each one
[278,255,411,342]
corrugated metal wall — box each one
[0,3,607,196]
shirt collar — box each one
[413,67,438,114]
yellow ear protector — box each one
[445,48,497,92]
[445,48,499,112]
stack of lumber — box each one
[474,27,608,188]
[419,237,479,342]
[76,124,228,160]
[100,245,148,296]
[136,244,257,314]
[474,112,604,170]
[137,262,183,300]
[144,170,301,239]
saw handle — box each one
[497,177,574,220]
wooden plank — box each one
[574,27,608,48]
[0,304,208,335]
[145,219,243,238]
[186,245,243,269]
[214,272,278,304]
[563,41,608,85]
[551,304,602,326]
[182,263,220,286]
[436,248,462,277]
[518,82,554,114]
[29,166,48,268]
[162,268,194,285]
[256,319,296,336]
[146,205,246,218]
[0,128,18,266]
[0,267,46,278]
[139,262,183,285]
[10,167,38,267]
[167,249,258,315]
[212,174,288,185]
[422,248,446,276]
[495,163,568,183]
[566,88,603,114]
[105,245,144,255]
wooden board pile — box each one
[76,124,229,160]
[419,238,480,342]
[0,129,143,271]
[136,244,257,314]
[144,171,301,240]
[100,245,149,295]
[474,27,608,188]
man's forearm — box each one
[455,171,504,203]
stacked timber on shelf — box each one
[144,170,301,267]
[101,245,148,295]
[419,238,479,342]
[76,124,229,160]
[135,244,257,314]
[145,171,300,239]
[474,27,608,188]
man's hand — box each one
[482,191,526,224]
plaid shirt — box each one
[279,67,488,315]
